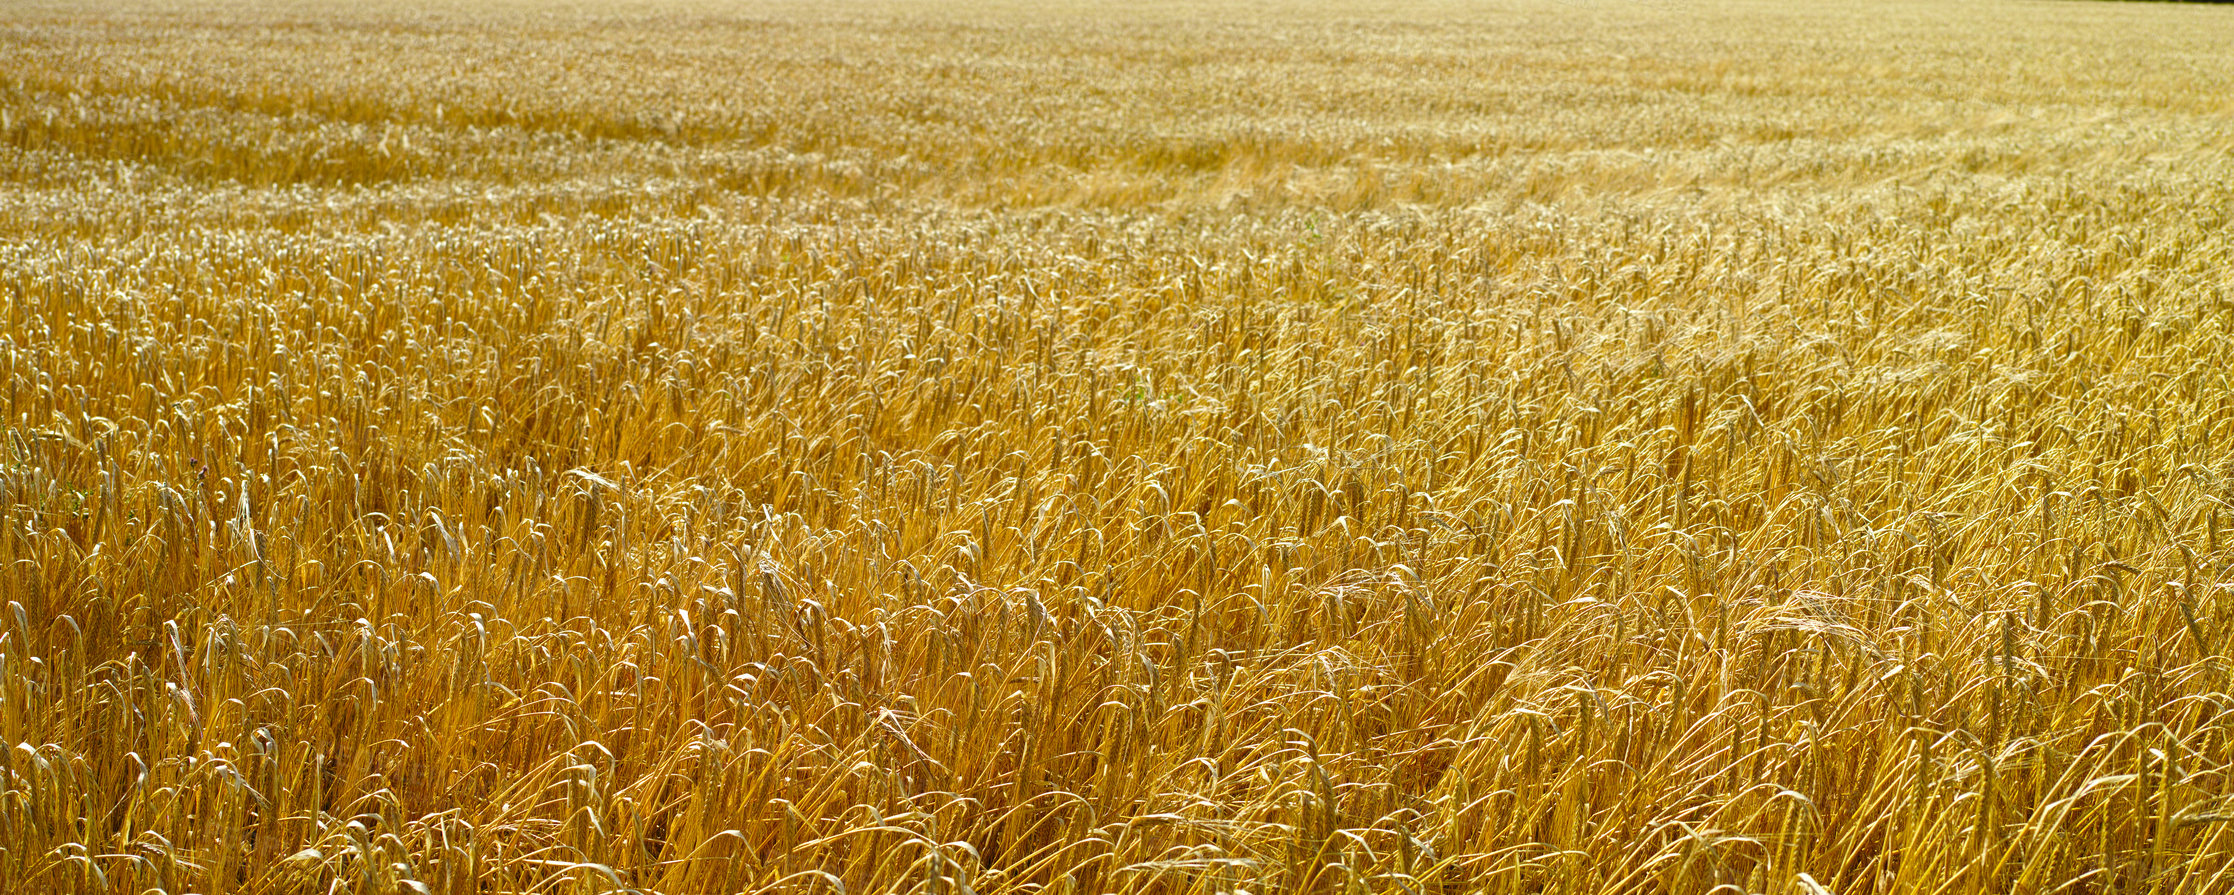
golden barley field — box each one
[7,0,2234,892]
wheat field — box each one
[7,0,2234,892]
